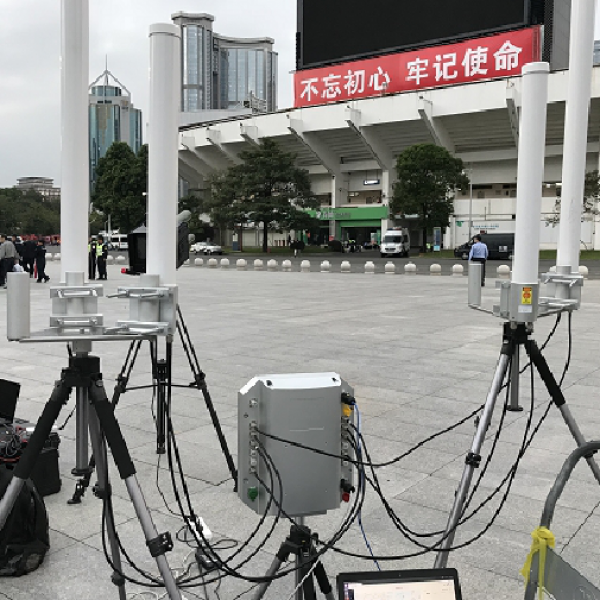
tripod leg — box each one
[508,343,523,412]
[526,340,600,485]
[176,311,238,488]
[251,555,285,600]
[88,409,127,600]
[434,351,512,568]
[88,377,182,600]
[0,379,71,529]
[155,359,168,455]
[310,549,335,600]
[73,386,91,475]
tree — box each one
[0,188,60,235]
[91,142,148,232]
[391,144,469,252]
[545,170,600,227]
[206,139,320,252]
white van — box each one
[110,234,128,251]
[380,228,410,258]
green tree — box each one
[0,188,60,235]
[206,139,320,252]
[91,142,148,232]
[391,144,468,252]
[545,170,600,227]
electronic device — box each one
[337,568,463,600]
[0,379,20,423]
[238,372,354,517]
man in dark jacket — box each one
[21,239,36,277]
[88,237,97,280]
[35,240,50,283]
[96,238,108,280]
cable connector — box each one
[465,452,482,468]
[341,392,356,406]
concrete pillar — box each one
[331,176,348,239]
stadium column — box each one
[381,169,394,235]
[331,175,348,240]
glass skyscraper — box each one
[172,13,277,114]
[89,70,143,189]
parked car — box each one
[191,241,223,255]
[454,233,515,260]
[363,241,379,250]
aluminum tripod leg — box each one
[434,352,511,568]
[88,378,182,600]
[73,386,90,474]
[88,409,127,600]
[508,344,523,412]
[252,555,285,600]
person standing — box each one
[35,240,50,283]
[22,238,36,277]
[12,236,24,266]
[0,234,17,288]
[88,236,97,280]
[469,234,489,287]
[96,237,108,280]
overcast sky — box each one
[1,1,600,188]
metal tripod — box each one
[0,354,182,600]
[434,320,600,568]
[68,305,238,504]
[252,521,335,600]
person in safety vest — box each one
[96,237,108,280]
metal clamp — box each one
[107,288,169,300]
[50,315,104,330]
[146,532,174,557]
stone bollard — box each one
[220,258,230,269]
[404,262,417,275]
[320,260,331,273]
[54,253,61,261]
[452,264,464,277]
[183,259,190,266]
[384,262,396,275]
[430,264,442,276]
[106,255,114,264]
[579,265,589,279]
[341,261,351,273]
[282,260,292,272]
[497,265,511,280]
[116,255,126,264]
[364,261,375,274]
[300,260,311,273]
[194,258,204,267]
[207,258,218,268]
[267,259,278,272]
[548,266,557,273]
[236,259,247,271]
[254,259,264,271]
[47,253,54,261]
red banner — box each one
[294,27,540,108]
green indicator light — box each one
[247,486,259,502]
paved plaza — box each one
[1,261,600,599]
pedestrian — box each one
[22,238,36,277]
[12,257,24,273]
[468,234,488,287]
[88,236,97,280]
[35,240,50,283]
[0,234,18,288]
[12,236,24,265]
[96,237,108,280]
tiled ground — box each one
[1,261,599,599]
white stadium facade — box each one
[178,55,600,252]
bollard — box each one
[320,260,331,273]
[430,264,442,276]
[106,255,114,264]
[341,261,351,273]
[404,262,417,275]
[194,257,203,267]
[452,264,464,277]
[254,259,264,271]
[300,260,311,273]
[7,273,30,340]
[236,259,247,271]
[54,253,61,261]
[220,258,230,269]
[282,260,292,272]
[579,265,589,279]
[116,255,126,263]
[267,259,278,271]
[183,259,190,266]
[47,253,54,262]
[468,261,483,306]
[384,262,396,275]
[548,265,557,273]
[208,258,218,268]
[364,261,375,274]
[497,264,511,280]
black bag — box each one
[0,466,49,576]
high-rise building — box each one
[89,69,143,188]
[14,177,61,200]
[171,13,278,116]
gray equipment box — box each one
[238,372,354,518]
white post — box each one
[556,0,597,273]
[147,24,181,286]
[511,62,549,322]
[60,0,89,281]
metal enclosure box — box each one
[238,373,354,518]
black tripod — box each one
[0,354,183,599]
[68,305,238,504]
[435,320,600,568]
[253,523,335,600]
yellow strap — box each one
[520,527,556,600]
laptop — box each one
[0,378,20,423]
[337,568,462,600]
